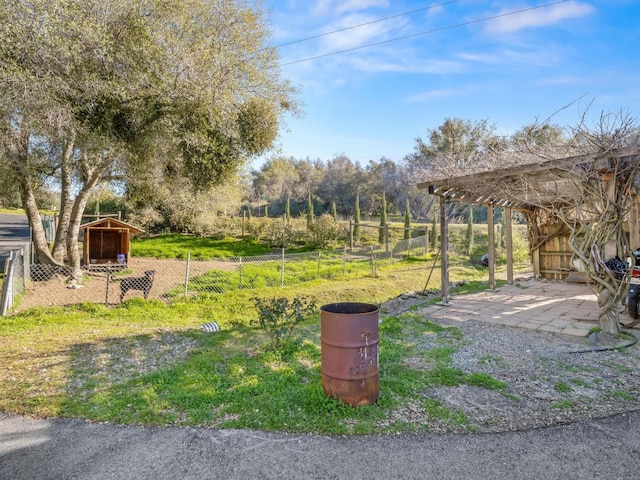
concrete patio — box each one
[417,278,626,337]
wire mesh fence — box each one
[13,236,431,311]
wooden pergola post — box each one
[487,204,495,290]
[505,206,514,285]
[85,227,91,265]
[440,196,449,304]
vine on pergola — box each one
[515,112,640,334]
[526,158,637,334]
[419,111,640,335]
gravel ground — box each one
[394,305,640,434]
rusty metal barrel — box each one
[320,302,380,406]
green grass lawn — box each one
[2,227,531,434]
[130,235,273,259]
[0,255,520,434]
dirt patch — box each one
[16,257,232,311]
[378,294,640,434]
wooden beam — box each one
[417,146,640,192]
[85,228,90,265]
[440,196,449,304]
[488,204,495,290]
[505,206,513,285]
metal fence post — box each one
[105,262,111,306]
[239,256,243,289]
[317,252,321,279]
[281,248,285,286]
[184,252,191,297]
[20,248,27,288]
[1,255,13,316]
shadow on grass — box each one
[53,310,502,435]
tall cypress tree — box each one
[379,192,387,244]
[404,198,411,240]
[466,206,474,255]
[306,193,314,229]
[331,201,337,220]
[285,196,291,221]
[353,193,361,245]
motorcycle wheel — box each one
[629,295,640,320]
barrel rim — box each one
[320,302,379,315]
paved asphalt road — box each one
[2,411,640,480]
[0,213,30,270]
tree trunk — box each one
[65,151,108,280]
[66,188,93,281]
[11,129,61,266]
[19,174,60,265]
[51,139,75,263]
[597,288,621,335]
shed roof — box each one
[79,217,144,234]
[417,145,640,209]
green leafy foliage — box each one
[308,214,344,249]
[252,296,317,350]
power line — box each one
[280,0,570,67]
[271,0,461,50]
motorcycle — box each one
[626,247,640,320]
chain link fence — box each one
[1,246,30,315]
[13,235,431,311]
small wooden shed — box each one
[79,218,144,267]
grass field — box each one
[129,235,273,259]
[0,251,526,434]
[1,226,531,434]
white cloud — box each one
[312,0,388,16]
[317,13,402,50]
[407,89,459,102]
[484,1,595,34]
[457,46,562,68]
[336,0,389,15]
[350,55,468,75]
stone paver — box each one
[418,278,624,337]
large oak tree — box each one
[0,0,296,276]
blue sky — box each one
[258,0,640,167]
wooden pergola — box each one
[417,146,640,304]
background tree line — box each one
[2,114,572,237]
